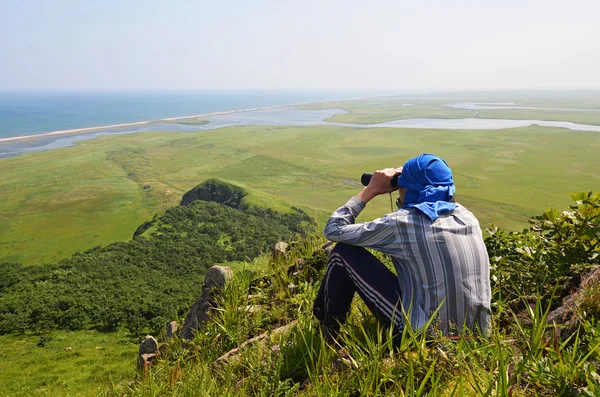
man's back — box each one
[319,154,491,338]
[387,204,491,335]
[324,198,491,335]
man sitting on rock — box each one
[313,154,491,340]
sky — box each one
[1,0,599,91]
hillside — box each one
[0,179,315,336]
[113,192,600,396]
[1,184,599,396]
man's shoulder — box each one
[453,203,475,216]
[385,203,480,225]
[450,203,483,226]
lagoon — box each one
[2,106,600,158]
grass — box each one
[299,95,600,125]
[1,89,600,394]
[298,101,475,124]
[105,238,600,396]
[1,116,600,265]
[0,329,138,397]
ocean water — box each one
[0,90,381,139]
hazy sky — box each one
[1,0,599,91]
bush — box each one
[486,191,600,309]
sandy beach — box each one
[0,105,288,144]
[0,93,376,145]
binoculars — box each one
[360,172,401,187]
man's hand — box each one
[357,167,402,204]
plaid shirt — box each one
[324,196,491,335]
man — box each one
[313,154,491,339]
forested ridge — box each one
[0,179,315,335]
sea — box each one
[0,90,385,139]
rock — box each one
[204,266,233,289]
[322,241,334,256]
[547,266,600,339]
[181,266,233,340]
[139,335,159,354]
[238,305,264,313]
[214,320,298,367]
[272,241,289,259]
[137,335,159,371]
[288,282,297,294]
[166,321,178,339]
[287,258,306,277]
[139,353,160,375]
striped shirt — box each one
[323,196,491,336]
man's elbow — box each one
[323,227,342,242]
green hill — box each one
[1,184,599,396]
[0,179,315,335]
[115,192,600,397]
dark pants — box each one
[313,243,404,335]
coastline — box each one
[0,104,289,144]
[0,93,374,144]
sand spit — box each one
[0,105,288,144]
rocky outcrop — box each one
[547,266,600,338]
[181,266,233,340]
[180,179,247,208]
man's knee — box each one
[331,242,366,257]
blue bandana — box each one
[397,154,457,221]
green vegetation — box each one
[486,191,600,309]
[109,193,600,396]
[299,93,600,125]
[1,94,600,395]
[1,188,599,395]
[298,101,474,124]
[0,180,314,335]
[2,100,600,265]
[0,329,136,397]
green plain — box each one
[2,99,600,265]
[1,93,600,395]
[0,330,136,397]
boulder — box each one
[181,266,233,340]
[204,266,233,289]
[166,321,178,339]
[137,335,159,371]
[272,241,289,259]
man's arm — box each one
[323,168,402,253]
